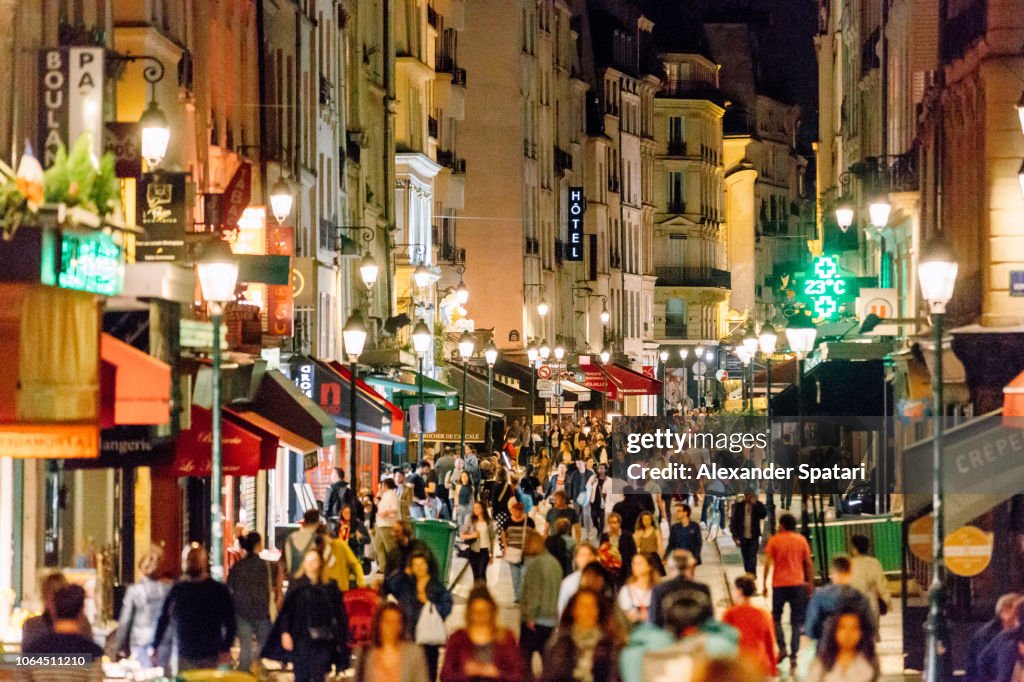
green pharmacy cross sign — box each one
[41,230,125,297]
[800,255,853,320]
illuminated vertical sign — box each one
[566,187,584,261]
[800,255,851,320]
[266,225,294,337]
[37,48,105,167]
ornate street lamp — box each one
[412,320,432,461]
[786,313,818,538]
[484,341,498,454]
[835,201,855,232]
[342,312,367,476]
[139,101,170,169]
[553,345,565,362]
[600,305,610,325]
[196,238,239,580]
[918,237,958,682]
[359,253,379,289]
[759,322,778,532]
[599,350,610,417]
[537,297,549,317]
[269,178,294,225]
[539,340,551,361]
[413,262,432,289]
[458,331,476,456]
[868,197,892,231]
[658,349,669,417]
[456,279,469,305]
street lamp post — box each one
[599,350,610,417]
[196,238,239,581]
[786,315,818,549]
[678,348,689,411]
[694,345,704,411]
[553,345,565,427]
[485,341,498,454]
[539,341,551,437]
[918,238,958,682]
[342,313,368,474]
[759,323,778,533]
[458,331,476,456]
[412,321,432,462]
[527,343,539,446]
[658,349,669,417]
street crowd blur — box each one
[18,412,1024,681]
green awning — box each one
[364,372,458,397]
[236,254,291,285]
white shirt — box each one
[557,570,583,615]
[376,489,399,528]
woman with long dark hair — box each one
[541,588,620,682]
[385,551,453,681]
[805,609,878,682]
[353,602,428,682]
[440,585,527,682]
[262,549,350,681]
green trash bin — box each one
[413,518,458,583]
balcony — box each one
[439,244,465,264]
[437,149,466,174]
[667,140,687,156]
[664,320,688,338]
[655,267,731,289]
[667,201,686,215]
[554,146,572,175]
[428,116,438,139]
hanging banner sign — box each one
[222,162,252,229]
[136,172,188,262]
[566,187,584,261]
[265,225,294,336]
[104,122,141,178]
[38,47,105,167]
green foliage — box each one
[0,183,29,239]
[41,135,118,216]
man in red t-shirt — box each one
[762,513,814,667]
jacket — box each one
[152,578,236,659]
[728,500,768,541]
[115,577,170,652]
[440,628,528,682]
[261,577,350,668]
[520,551,563,626]
[386,573,453,641]
[541,629,619,682]
[665,521,703,564]
[322,537,365,591]
[647,576,712,628]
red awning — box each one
[166,406,279,477]
[327,360,405,437]
[605,363,663,396]
[579,364,619,401]
[100,333,171,428]
[1003,369,1024,428]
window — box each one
[668,172,685,213]
[669,117,685,153]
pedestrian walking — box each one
[805,609,879,682]
[373,478,400,573]
[762,512,814,669]
[452,469,475,531]
[541,588,620,682]
[21,584,104,680]
[262,548,351,681]
[977,598,1024,682]
[386,550,452,681]
[557,542,599,615]
[113,549,171,669]
[441,584,526,681]
[226,532,277,674]
[664,503,702,565]
[729,490,767,575]
[599,512,636,589]
[647,549,711,628]
[618,552,662,625]
[545,490,580,543]
[338,504,371,573]
[460,501,494,582]
[587,463,613,540]
[967,592,1021,681]
[722,574,777,677]
[520,529,563,671]
[284,509,322,579]
[804,556,874,646]
[320,527,366,592]
[325,468,356,529]
[848,534,891,626]
[546,462,569,499]
[633,511,661,556]
[152,545,236,673]
[353,602,428,682]
[502,499,536,603]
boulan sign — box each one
[38,48,105,167]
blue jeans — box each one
[507,560,524,602]
[236,616,272,672]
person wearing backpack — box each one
[463,444,481,487]
[284,509,322,580]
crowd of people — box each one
[18,414,1024,681]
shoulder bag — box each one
[414,602,448,646]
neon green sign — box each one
[46,230,125,296]
[801,255,848,320]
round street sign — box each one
[908,515,933,562]
[692,361,708,376]
[537,364,553,379]
[944,526,993,577]
[715,369,729,382]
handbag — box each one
[414,602,448,646]
[877,594,889,616]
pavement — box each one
[438,514,915,681]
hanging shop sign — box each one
[0,424,100,458]
[566,187,584,261]
[38,47,105,167]
[103,122,141,178]
[136,172,188,262]
[266,225,294,336]
[222,162,252,230]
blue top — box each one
[665,521,703,564]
